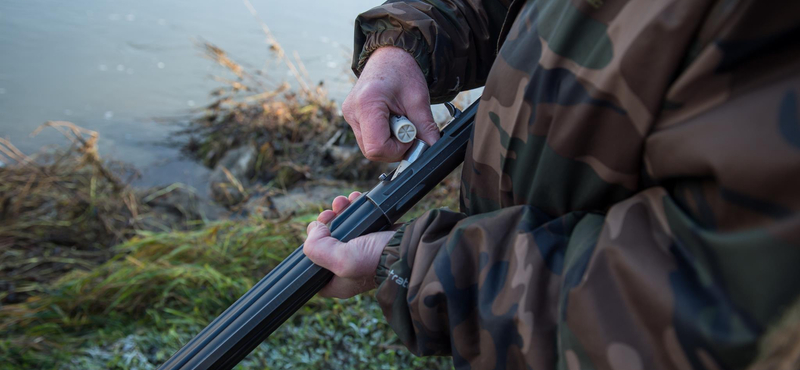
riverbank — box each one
[0,42,458,369]
[0,99,457,370]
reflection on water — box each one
[0,0,375,188]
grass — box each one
[3,3,797,367]
[0,10,461,368]
[0,122,144,305]
[0,209,454,369]
[0,54,460,370]
[0,157,460,369]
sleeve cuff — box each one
[353,30,433,84]
[374,221,409,287]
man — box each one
[304,0,800,368]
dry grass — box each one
[179,4,392,191]
[181,41,386,189]
[0,5,463,368]
[0,123,142,304]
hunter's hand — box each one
[342,47,439,162]
[303,192,395,298]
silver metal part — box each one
[390,115,416,143]
[391,139,429,180]
[444,102,462,118]
[404,139,429,163]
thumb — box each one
[305,221,331,244]
[360,102,409,162]
[404,100,439,146]
[303,221,341,272]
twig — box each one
[241,0,314,98]
[221,167,247,195]
[0,138,32,164]
[293,51,311,83]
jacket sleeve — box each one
[370,0,800,367]
[375,187,800,369]
[374,205,588,363]
[352,0,512,103]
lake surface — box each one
[0,0,376,188]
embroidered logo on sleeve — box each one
[387,269,409,288]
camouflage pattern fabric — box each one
[354,0,800,369]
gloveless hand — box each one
[303,192,395,299]
[341,46,439,162]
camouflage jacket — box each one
[352,1,800,369]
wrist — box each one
[368,46,416,64]
[361,47,426,88]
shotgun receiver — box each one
[159,100,479,370]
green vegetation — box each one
[0,124,458,368]
[0,24,460,368]
[1,212,453,369]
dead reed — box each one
[182,40,387,189]
[0,123,142,304]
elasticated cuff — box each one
[374,221,410,287]
[353,29,432,83]
[352,23,462,104]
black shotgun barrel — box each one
[159,100,479,370]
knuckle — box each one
[407,91,430,107]
[356,84,381,100]
[363,145,384,161]
[352,90,371,107]
[421,121,439,135]
[342,100,356,121]
[341,96,352,113]
[342,110,356,128]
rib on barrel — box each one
[158,100,479,370]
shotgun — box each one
[159,99,479,370]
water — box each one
[0,0,376,188]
